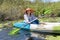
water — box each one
[0,28,45,40]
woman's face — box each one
[27,11,31,16]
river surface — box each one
[0,28,45,40]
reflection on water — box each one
[0,28,45,40]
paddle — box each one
[8,28,20,35]
[8,18,37,35]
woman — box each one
[24,8,39,24]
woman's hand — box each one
[28,22,31,24]
[25,21,31,24]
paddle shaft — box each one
[29,18,37,23]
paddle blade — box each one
[8,28,20,35]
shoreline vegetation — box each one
[0,0,60,21]
[0,17,60,29]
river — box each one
[0,28,45,40]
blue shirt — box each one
[24,14,39,24]
[24,14,36,22]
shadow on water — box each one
[0,28,45,40]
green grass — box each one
[0,20,23,28]
[46,36,60,40]
[39,17,60,22]
[53,26,60,33]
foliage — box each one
[0,0,60,21]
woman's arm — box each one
[24,14,30,23]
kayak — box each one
[9,22,60,35]
[13,22,60,33]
